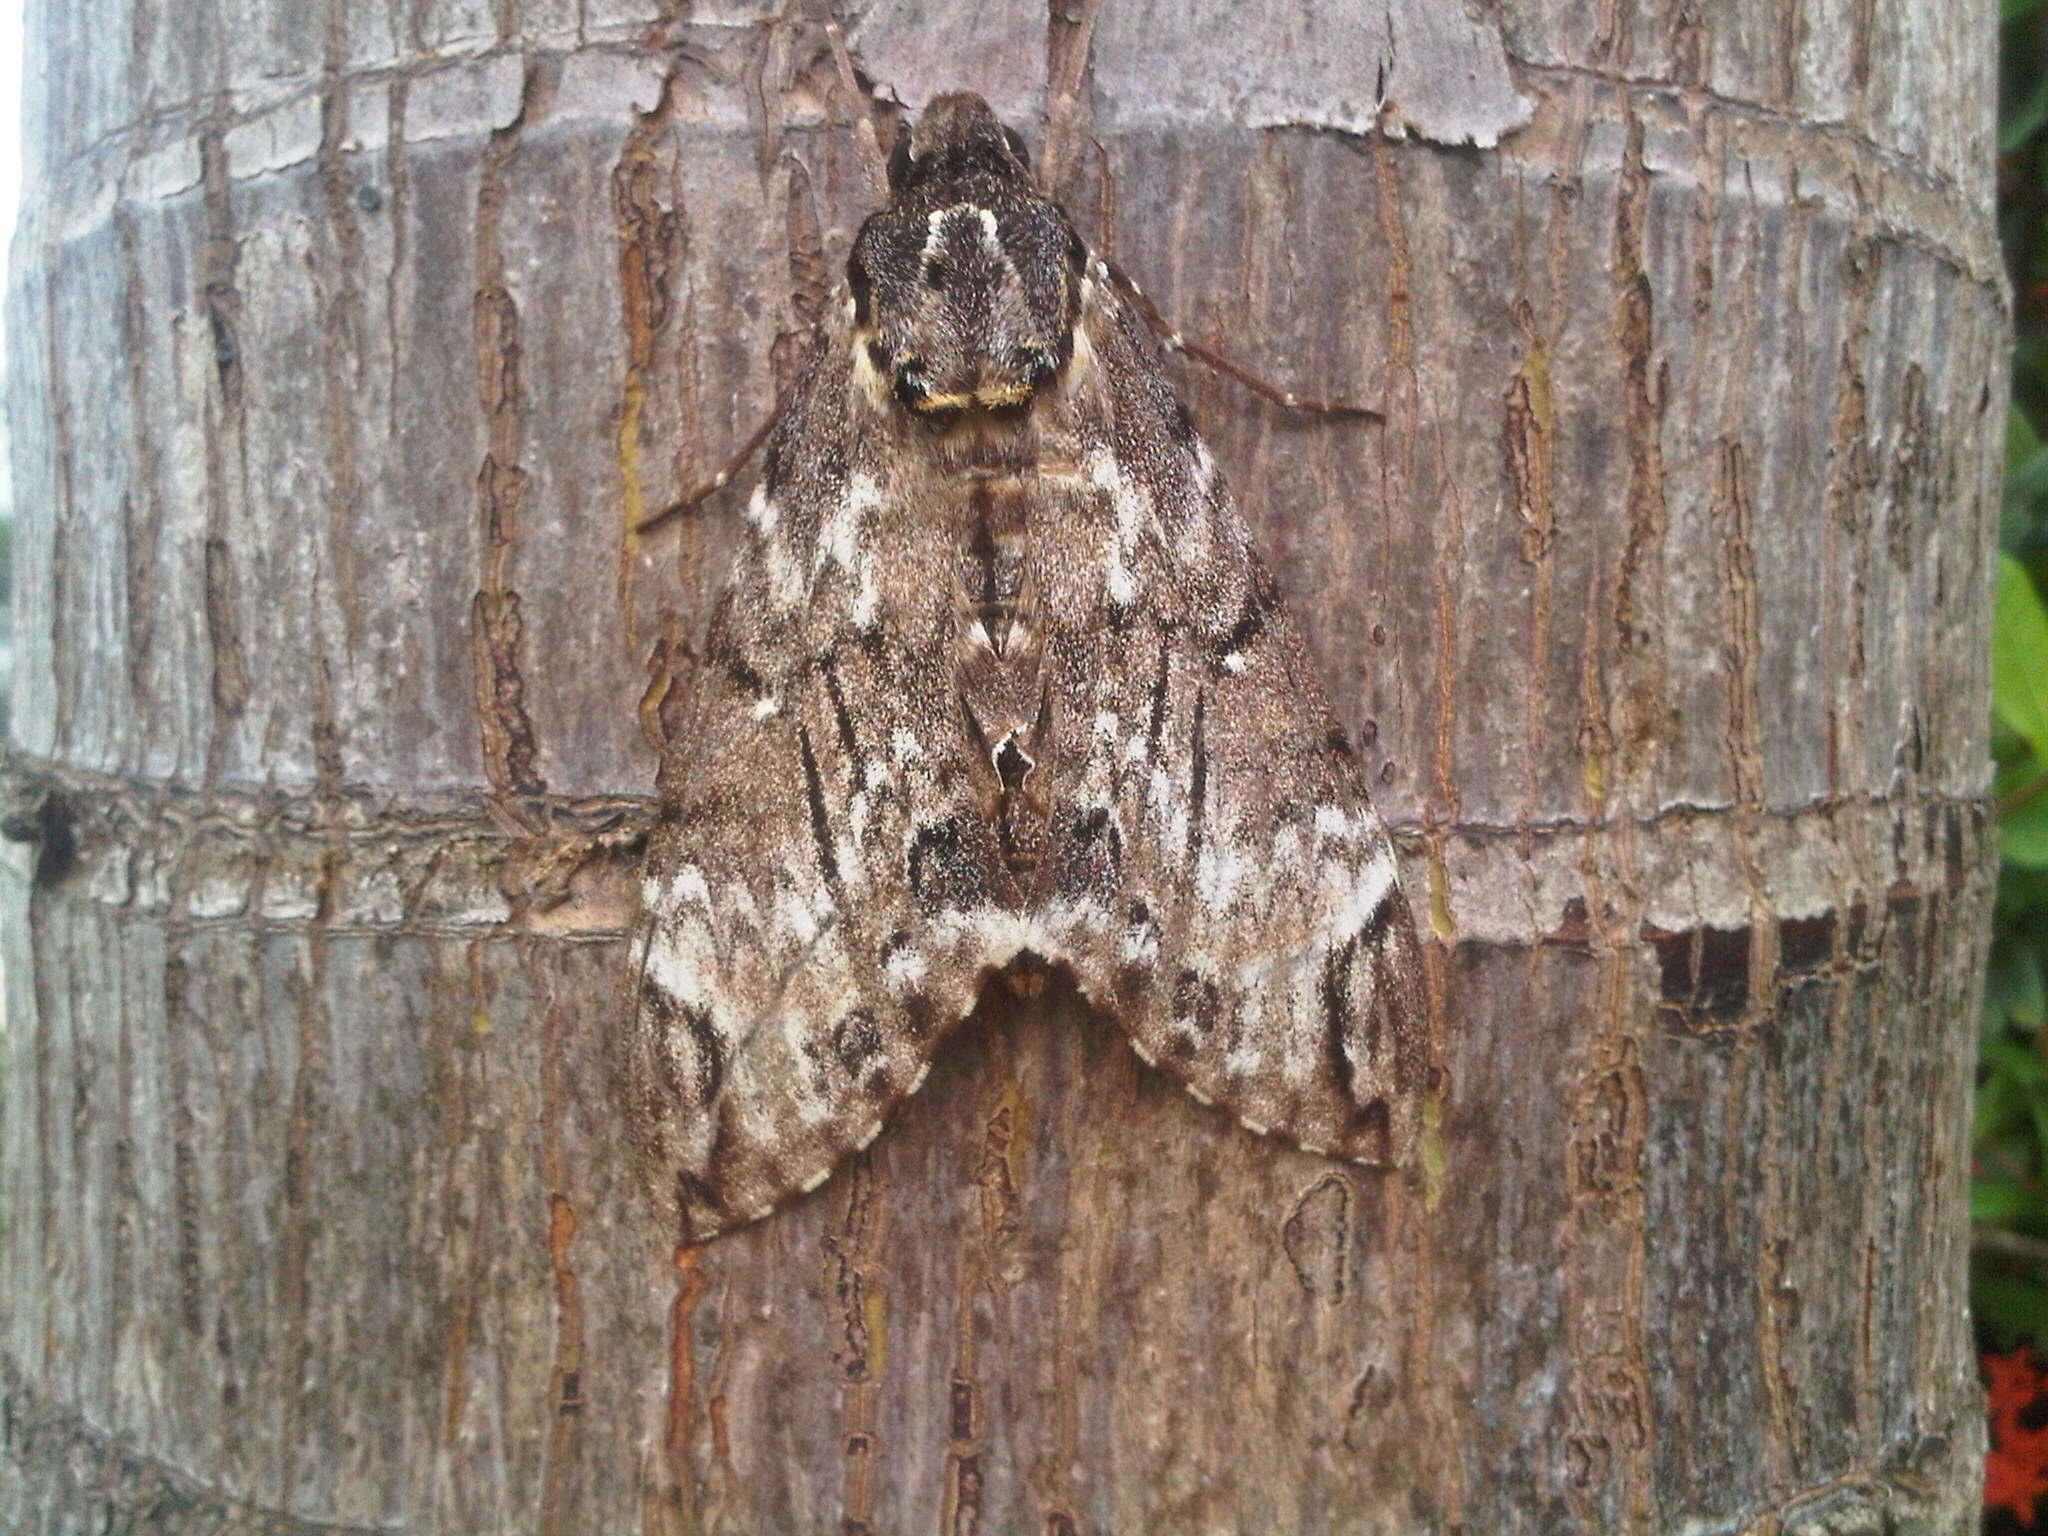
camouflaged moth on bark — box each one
[628,92,1427,1244]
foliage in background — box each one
[1973,2,2048,1356]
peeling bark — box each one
[0,0,2006,1531]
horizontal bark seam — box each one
[0,750,1992,947]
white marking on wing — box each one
[1325,849,1397,938]
[764,536,804,610]
[885,944,928,989]
[1195,843,1249,909]
[645,921,717,1011]
[851,565,879,629]
[777,889,823,946]
[655,865,713,914]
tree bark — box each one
[0,1,2006,1532]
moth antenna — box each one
[1039,0,1102,189]
[823,19,890,203]
[638,403,785,534]
[1101,258,1385,422]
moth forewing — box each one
[629,91,1425,1244]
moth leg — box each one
[637,405,785,534]
[1099,258,1384,422]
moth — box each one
[628,92,1426,1244]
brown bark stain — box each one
[1670,0,1710,88]
[541,1191,586,1533]
[1779,0,1807,107]
[828,1156,889,1533]
[1562,1013,1655,1532]
[384,77,412,448]
[1820,230,1883,797]
[1713,442,1767,811]
[662,1244,709,1534]
[1504,301,1557,834]
[613,58,686,657]
[314,1,368,661]
[941,1070,1029,1536]
[1887,363,1933,573]
[1609,112,1671,793]
[36,238,77,756]
[276,860,340,1505]
[198,126,253,737]
[425,939,498,1525]
[115,211,166,752]
[471,62,555,800]
[1848,0,1877,96]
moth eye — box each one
[1012,346,1056,387]
[1065,228,1087,272]
[1002,124,1031,169]
[922,256,955,289]
[893,363,929,409]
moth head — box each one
[846,93,1084,423]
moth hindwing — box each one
[629,92,1426,1243]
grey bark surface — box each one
[0,0,2006,1532]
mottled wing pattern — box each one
[1032,273,1428,1166]
[626,350,1018,1243]
[631,92,1428,1243]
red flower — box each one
[1987,1349,2048,1528]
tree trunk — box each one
[0,1,2006,1531]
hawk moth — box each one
[629,92,1426,1244]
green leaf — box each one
[1985,1030,2048,1082]
[1995,552,2048,761]
[1980,1071,2034,1157]
[2008,68,2048,154]
[1977,1176,2041,1223]
[1989,941,2048,1029]
[1974,1271,2048,1349]
[2007,0,2048,26]
[2006,787,2048,868]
